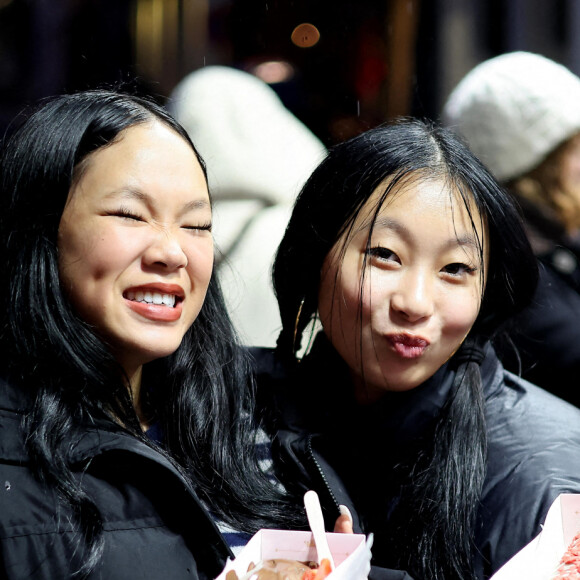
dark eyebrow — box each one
[110,188,210,213]
[372,216,481,251]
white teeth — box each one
[162,294,175,307]
[126,290,177,307]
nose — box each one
[143,229,188,270]
[390,268,434,322]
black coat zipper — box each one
[306,434,341,518]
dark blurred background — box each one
[1,0,579,146]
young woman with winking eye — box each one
[0,90,309,579]
[252,119,580,580]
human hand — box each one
[333,504,354,534]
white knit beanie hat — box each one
[442,52,580,182]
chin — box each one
[373,365,430,393]
[143,343,183,362]
[115,339,185,368]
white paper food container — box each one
[214,529,372,579]
[490,494,580,579]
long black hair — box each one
[273,118,538,580]
[0,90,296,577]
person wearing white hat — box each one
[168,66,326,348]
[443,51,580,405]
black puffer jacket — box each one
[0,377,231,580]
[500,257,580,406]
[252,338,580,579]
[497,201,580,406]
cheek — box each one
[441,290,481,340]
[61,232,138,284]
[319,264,361,332]
[58,228,148,320]
[58,225,94,291]
[362,273,386,316]
[181,243,214,328]
[360,270,396,332]
[185,239,214,286]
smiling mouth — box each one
[125,290,178,308]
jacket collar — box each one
[288,334,503,445]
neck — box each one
[125,365,149,430]
[352,371,386,405]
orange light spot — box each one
[291,23,320,48]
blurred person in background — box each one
[443,51,580,405]
[169,66,326,347]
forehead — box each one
[76,121,197,174]
[352,174,484,237]
[69,121,209,204]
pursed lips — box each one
[386,333,430,359]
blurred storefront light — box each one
[250,60,295,84]
[291,23,320,48]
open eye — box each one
[366,246,400,265]
[441,262,477,277]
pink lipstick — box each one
[387,333,429,359]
